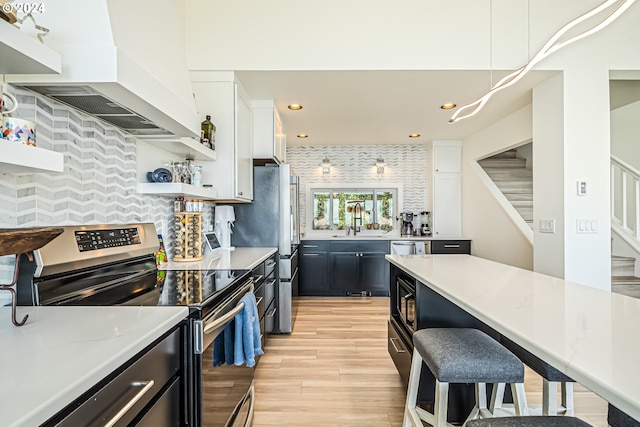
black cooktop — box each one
[156,269,251,308]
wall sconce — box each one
[375,156,387,175]
[321,157,332,174]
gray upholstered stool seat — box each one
[500,336,575,416]
[466,416,592,426]
[608,404,640,426]
[403,328,528,427]
[414,328,524,383]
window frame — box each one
[305,183,403,236]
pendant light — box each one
[449,0,636,124]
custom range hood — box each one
[7,0,201,138]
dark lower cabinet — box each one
[360,252,389,294]
[299,241,331,295]
[430,239,471,254]
[47,324,188,427]
[330,252,359,293]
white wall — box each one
[462,105,534,270]
[533,74,566,279]
[611,100,640,170]
[185,0,610,72]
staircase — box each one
[478,149,533,228]
[611,255,640,298]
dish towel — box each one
[233,291,264,367]
[212,321,234,367]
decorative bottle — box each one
[201,115,216,150]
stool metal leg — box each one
[433,380,450,427]
[403,351,424,427]
[489,383,505,412]
[562,382,575,416]
[542,379,558,415]
[511,383,529,416]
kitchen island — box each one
[385,254,640,422]
[0,306,188,427]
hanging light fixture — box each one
[321,157,332,174]
[449,0,636,124]
[375,156,387,175]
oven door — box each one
[397,276,416,333]
[195,278,256,427]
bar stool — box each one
[499,337,574,416]
[608,404,640,426]
[466,416,592,426]
[403,328,529,427]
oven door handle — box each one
[203,278,254,335]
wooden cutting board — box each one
[0,227,64,256]
[0,1,17,24]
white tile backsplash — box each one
[286,144,429,231]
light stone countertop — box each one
[160,247,277,271]
[302,235,470,241]
[385,254,640,422]
[0,306,189,427]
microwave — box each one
[396,275,416,334]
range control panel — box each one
[75,227,141,252]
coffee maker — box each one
[399,211,415,237]
[420,211,432,236]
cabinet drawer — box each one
[252,262,265,285]
[256,292,265,321]
[388,321,412,385]
[264,254,278,278]
[430,240,470,254]
[264,278,276,308]
[53,328,181,427]
[331,240,389,253]
[300,240,329,251]
[136,377,181,427]
[265,304,276,334]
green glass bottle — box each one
[201,115,216,150]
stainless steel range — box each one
[16,223,256,427]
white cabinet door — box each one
[252,99,286,164]
[236,88,253,200]
[191,71,253,202]
[274,110,286,163]
[433,172,461,236]
[431,140,462,236]
[433,144,461,173]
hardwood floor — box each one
[253,297,608,426]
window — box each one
[311,188,397,231]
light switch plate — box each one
[576,219,598,234]
[540,219,556,234]
[577,181,587,196]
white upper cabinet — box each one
[431,140,462,237]
[191,71,253,202]
[252,99,286,164]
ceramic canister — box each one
[3,117,36,146]
[0,91,18,137]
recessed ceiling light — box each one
[297,134,308,139]
[288,104,303,110]
[409,133,420,138]
[440,103,457,110]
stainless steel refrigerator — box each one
[231,164,300,333]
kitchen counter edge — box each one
[160,247,278,271]
[0,306,189,427]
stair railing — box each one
[611,155,640,250]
